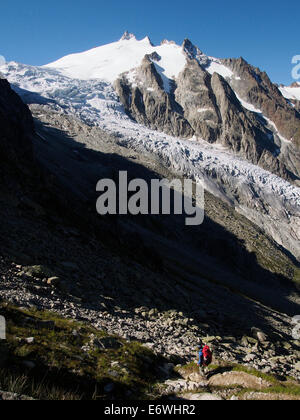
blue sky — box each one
[1,0,299,85]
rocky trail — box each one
[159,364,300,400]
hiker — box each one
[197,343,213,378]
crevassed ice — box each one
[2,61,299,205]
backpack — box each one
[202,345,212,366]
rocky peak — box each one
[182,38,203,59]
[120,31,136,41]
[143,36,154,46]
[160,39,176,46]
[145,51,161,62]
[140,55,164,89]
[114,53,194,138]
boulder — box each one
[209,371,271,389]
[244,353,257,362]
[23,265,55,279]
[295,362,300,372]
[182,392,223,401]
[47,277,60,286]
[91,336,122,350]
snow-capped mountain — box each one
[280,82,300,102]
[0,32,299,258]
[43,30,237,91]
[41,32,300,181]
[44,32,187,89]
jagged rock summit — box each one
[120,30,136,41]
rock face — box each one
[114,55,193,138]
[175,60,286,178]
[223,57,300,148]
[115,48,298,183]
[222,57,300,179]
[175,59,220,142]
[0,76,34,169]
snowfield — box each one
[44,34,187,93]
[206,60,234,79]
[0,43,300,258]
[280,83,300,101]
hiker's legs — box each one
[199,365,206,377]
[199,365,209,378]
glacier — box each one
[1,53,300,260]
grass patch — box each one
[175,361,197,374]
[230,364,279,385]
[0,368,82,400]
[236,383,300,400]
[264,384,300,397]
[0,302,167,400]
[293,268,300,285]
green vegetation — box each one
[1,301,299,401]
[0,368,82,400]
[0,302,166,400]
[230,363,280,384]
[293,268,300,285]
[230,365,300,398]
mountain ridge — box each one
[0,34,299,259]
[39,33,300,182]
